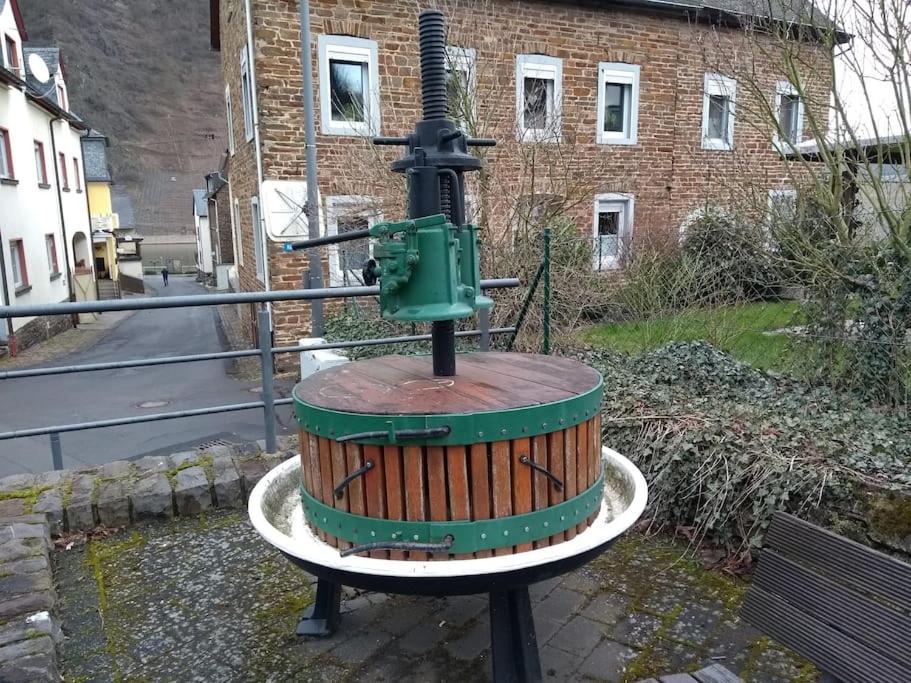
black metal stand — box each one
[490,586,543,683]
[299,577,543,682]
[296,578,341,637]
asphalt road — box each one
[0,276,294,476]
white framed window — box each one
[516,55,562,142]
[593,193,634,271]
[240,47,254,142]
[233,198,244,266]
[318,35,380,137]
[9,239,27,289]
[251,197,265,283]
[774,81,804,149]
[325,196,381,286]
[446,46,476,128]
[597,63,640,145]
[701,73,736,151]
[225,85,236,155]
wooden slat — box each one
[330,440,350,550]
[298,429,310,493]
[563,426,577,541]
[491,440,512,556]
[362,445,387,559]
[742,586,911,683]
[306,433,322,507]
[589,414,601,525]
[446,446,472,560]
[531,435,550,550]
[753,549,911,666]
[383,446,405,560]
[511,437,533,553]
[547,429,565,546]
[317,437,335,545]
[403,446,427,561]
[765,512,911,611]
[575,419,588,535]
[344,443,367,515]
[470,443,492,558]
[427,446,448,560]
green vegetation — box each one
[582,301,800,370]
[0,485,52,513]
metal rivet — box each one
[413,534,420,541]
[503,530,509,536]
[560,516,565,521]
[522,426,527,433]
[524,526,530,533]
[370,531,376,537]
[542,423,547,428]
[478,431,484,437]
[481,533,487,539]
[500,429,507,435]
[559,418,564,424]
[322,517,327,523]
[544,522,549,528]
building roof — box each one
[0,0,28,41]
[81,131,113,183]
[208,0,849,49]
[793,133,909,162]
[23,48,63,106]
[192,189,208,217]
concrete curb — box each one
[0,435,299,681]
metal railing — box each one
[0,279,519,471]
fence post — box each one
[542,227,551,355]
[50,432,63,471]
[479,292,491,352]
[257,307,278,453]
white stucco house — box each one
[192,188,214,281]
[0,0,96,352]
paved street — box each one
[0,276,294,475]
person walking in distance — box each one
[161,267,169,287]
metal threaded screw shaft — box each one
[418,9,448,121]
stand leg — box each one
[297,578,341,637]
[489,586,542,683]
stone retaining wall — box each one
[0,437,298,681]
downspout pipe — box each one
[48,117,78,327]
[243,0,270,299]
[298,0,324,335]
[0,224,15,354]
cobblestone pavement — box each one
[55,510,812,682]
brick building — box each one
[208,0,844,348]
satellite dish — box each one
[28,53,51,84]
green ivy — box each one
[568,342,911,554]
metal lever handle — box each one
[519,455,563,491]
[336,426,451,443]
[340,534,454,558]
[333,460,374,500]
[372,136,410,146]
[285,228,371,252]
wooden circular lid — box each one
[294,352,601,415]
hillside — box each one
[19,0,226,236]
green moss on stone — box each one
[0,485,51,512]
[868,492,911,542]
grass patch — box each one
[582,301,801,370]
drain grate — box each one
[195,438,237,451]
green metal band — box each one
[299,468,605,555]
[293,376,603,446]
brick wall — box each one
[218,0,832,349]
[211,187,235,265]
